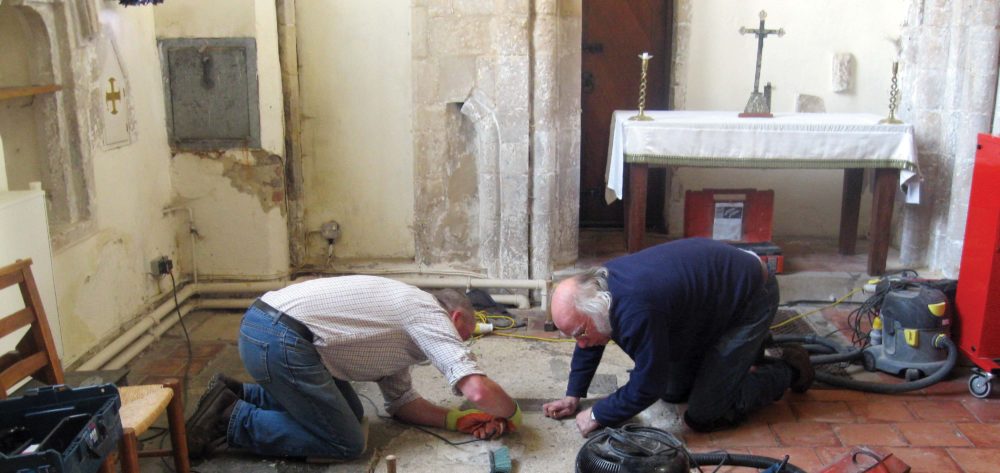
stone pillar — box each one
[411,1,532,279]
[552,1,582,268]
[898,0,1000,276]
[531,0,559,282]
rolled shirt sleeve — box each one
[377,368,421,415]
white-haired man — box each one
[185,276,522,460]
[543,238,812,435]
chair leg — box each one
[98,453,116,473]
[164,378,192,473]
[120,428,140,473]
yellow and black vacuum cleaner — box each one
[862,285,953,381]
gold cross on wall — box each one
[105,77,122,115]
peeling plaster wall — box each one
[897,0,1000,276]
[296,0,415,264]
[671,1,907,239]
[43,4,181,364]
[170,153,288,278]
[154,0,289,279]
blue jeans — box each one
[681,273,791,432]
[227,306,366,458]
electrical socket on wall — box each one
[150,256,173,276]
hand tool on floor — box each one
[489,446,511,473]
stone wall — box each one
[412,0,580,281]
[898,0,1000,276]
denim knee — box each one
[335,427,366,459]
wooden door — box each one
[580,0,672,229]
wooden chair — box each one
[0,259,190,473]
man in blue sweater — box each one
[542,238,813,435]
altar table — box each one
[605,110,919,276]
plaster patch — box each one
[185,149,286,213]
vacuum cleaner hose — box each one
[774,334,959,394]
[689,452,807,473]
[773,334,863,365]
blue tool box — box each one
[0,384,122,473]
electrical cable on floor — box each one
[770,287,860,330]
[357,393,482,446]
[168,271,194,408]
[781,299,863,306]
[135,272,198,470]
[133,272,201,472]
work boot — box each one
[186,383,239,459]
[780,344,815,393]
[206,372,244,399]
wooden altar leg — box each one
[838,168,864,255]
[868,168,899,276]
[626,163,649,253]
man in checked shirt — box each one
[184,276,522,460]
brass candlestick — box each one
[880,61,903,124]
[629,52,654,121]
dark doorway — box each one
[580,0,672,230]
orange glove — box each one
[446,403,522,439]
[447,409,503,438]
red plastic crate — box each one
[684,188,774,243]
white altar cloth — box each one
[605,110,920,204]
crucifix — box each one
[105,77,122,115]
[738,11,784,118]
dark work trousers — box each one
[676,273,791,432]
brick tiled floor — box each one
[674,385,1000,472]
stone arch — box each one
[0,1,94,245]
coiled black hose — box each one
[772,334,958,394]
[773,334,863,365]
[690,452,807,473]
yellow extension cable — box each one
[769,287,860,330]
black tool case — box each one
[0,384,122,473]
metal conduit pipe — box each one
[196,280,533,308]
[80,276,547,371]
[98,294,533,371]
[105,300,199,369]
[77,284,198,371]
[388,276,549,309]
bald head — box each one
[551,278,582,333]
[551,268,613,347]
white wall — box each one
[50,4,181,363]
[673,0,907,239]
[154,0,289,279]
[296,0,415,261]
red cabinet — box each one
[956,134,1000,381]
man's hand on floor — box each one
[542,396,580,419]
[575,407,601,437]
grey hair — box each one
[431,288,475,324]
[572,267,612,335]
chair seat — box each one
[118,384,174,436]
